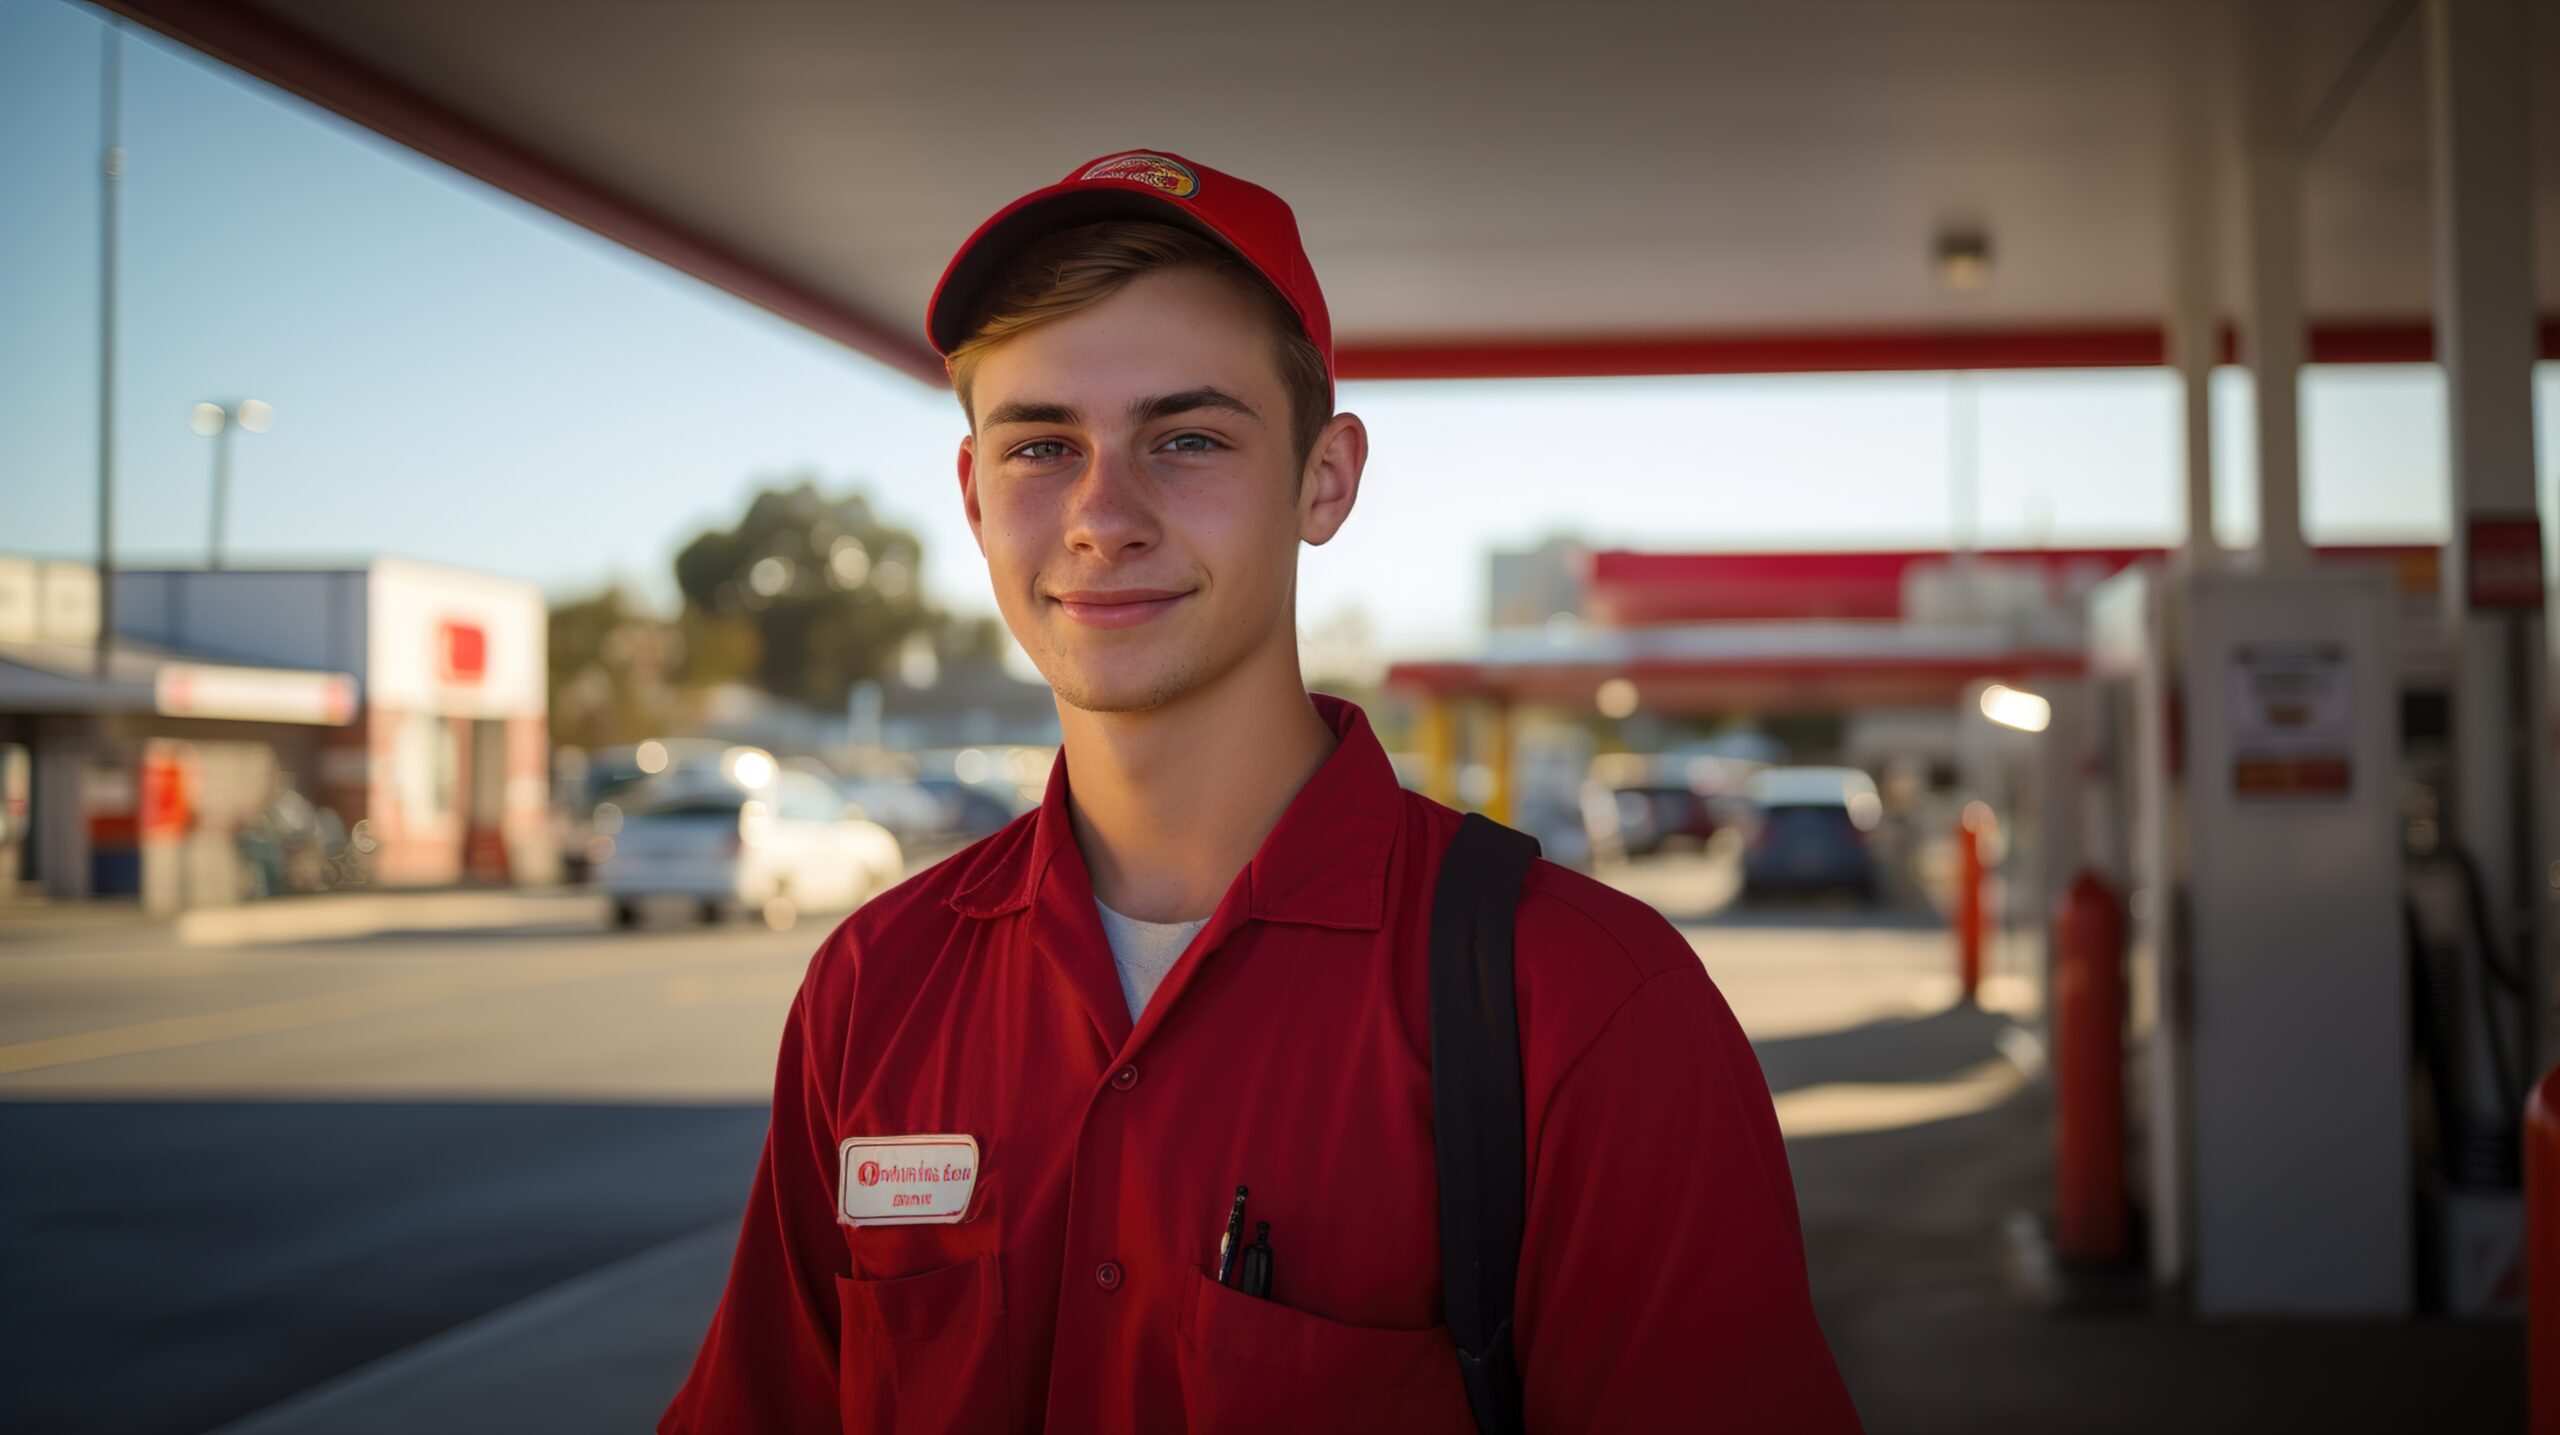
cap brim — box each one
[927,186,1254,357]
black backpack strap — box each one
[1430,811,1540,1435]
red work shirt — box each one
[661,694,1860,1434]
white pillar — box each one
[2426,0,2552,1063]
[2167,3,2224,563]
[2236,0,2307,572]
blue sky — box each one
[3,0,2553,657]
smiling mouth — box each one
[1048,590,1192,630]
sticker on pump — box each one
[838,1134,980,1226]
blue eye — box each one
[1163,433,1223,454]
[1012,440,1071,462]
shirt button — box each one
[1094,1260,1123,1292]
[1111,1064,1141,1091]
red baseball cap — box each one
[925,149,1333,399]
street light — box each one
[189,399,273,569]
[1980,682,2052,733]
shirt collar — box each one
[948,692,1401,931]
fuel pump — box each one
[2403,684,2537,1317]
[2086,561,2411,1316]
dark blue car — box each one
[1738,767,1882,902]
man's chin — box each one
[1049,673,1188,716]
[1043,652,1207,716]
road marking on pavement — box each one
[0,949,724,1077]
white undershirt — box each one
[1093,897,1210,1019]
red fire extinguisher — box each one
[2053,869,2129,1266]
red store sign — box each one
[438,618,488,684]
[2466,514,2546,611]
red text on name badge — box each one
[838,1135,980,1226]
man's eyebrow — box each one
[982,399,1080,428]
[1132,388,1263,426]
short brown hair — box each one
[947,220,1332,468]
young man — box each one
[661,150,1860,1434]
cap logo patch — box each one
[1080,154,1200,199]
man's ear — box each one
[1297,412,1367,547]
[957,434,987,556]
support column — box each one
[2167,0,2224,563]
[2236,0,2307,572]
[2427,0,2551,1063]
[1418,694,1458,808]
[1483,699,1514,825]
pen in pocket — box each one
[1214,1185,1248,1287]
[1239,1221,1273,1300]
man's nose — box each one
[1061,448,1156,558]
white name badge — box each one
[838,1134,980,1226]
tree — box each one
[671,477,951,711]
[546,583,686,750]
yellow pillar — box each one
[1483,699,1514,825]
[1419,694,1458,807]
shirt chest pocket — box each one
[836,1253,1012,1435]
[1174,1268,1477,1435]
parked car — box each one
[1511,786,1594,871]
[1738,766,1883,901]
[1583,780,1735,862]
[914,776,1026,843]
[600,754,903,926]
[838,775,963,848]
[557,739,728,882]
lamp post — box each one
[189,398,272,569]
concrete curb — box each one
[206,1221,737,1435]
[174,890,607,947]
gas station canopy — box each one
[1380,543,2439,712]
[100,0,2560,386]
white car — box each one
[600,755,904,927]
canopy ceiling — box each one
[102,0,2560,385]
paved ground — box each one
[0,900,810,1100]
[0,858,2524,1433]
[1798,1089,2523,1434]
[2,1101,765,1435]
[0,904,813,1434]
